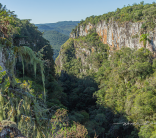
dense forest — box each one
[36,21,80,36]
[0,3,87,138]
[42,30,69,60]
[1,1,156,138]
[35,21,79,60]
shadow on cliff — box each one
[58,71,139,138]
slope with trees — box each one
[55,2,156,138]
[35,21,80,61]
[1,1,156,138]
[0,3,87,138]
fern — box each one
[0,37,48,137]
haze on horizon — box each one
[0,0,155,24]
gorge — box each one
[1,2,156,138]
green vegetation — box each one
[0,4,86,138]
[94,47,156,137]
[72,1,156,33]
[35,21,80,36]
[43,31,69,50]
[132,34,139,39]
[56,28,156,137]
[139,33,151,48]
[56,32,140,137]
[35,21,79,60]
[57,32,109,76]
[1,1,156,138]
[42,30,69,60]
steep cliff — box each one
[55,31,109,75]
[70,21,156,53]
[0,47,6,72]
[56,20,156,74]
[56,2,156,73]
[55,3,156,138]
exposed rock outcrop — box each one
[0,47,6,72]
[55,37,106,73]
[56,20,156,74]
[0,120,27,138]
[70,21,156,53]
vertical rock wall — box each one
[0,47,6,72]
[70,20,156,53]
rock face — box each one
[73,40,98,72]
[0,47,6,72]
[70,21,156,53]
[0,120,27,138]
[56,20,156,73]
[55,37,105,73]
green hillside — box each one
[55,2,156,138]
[35,21,80,60]
[36,21,80,36]
[43,30,69,60]
[2,1,156,138]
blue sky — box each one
[0,0,155,24]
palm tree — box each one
[139,34,151,49]
[0,3,6,12]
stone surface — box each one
[56,20,156,74]
[55,38,100,73]
[70,20,156,53]
[0,47,6,72]
[0,120,27,138]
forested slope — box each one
[36,21,80,36]
[1,1,156,138]
[35,21,79,60]
[0,4,87,138]
[55,2,156,138]
[42,30,69,60]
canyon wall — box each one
[70,20,156,53]
[0,47,6,72]
[56,20,156,73]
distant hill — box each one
[35,21,80,36]
[43,30,69,60]
[35,21,79,60]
